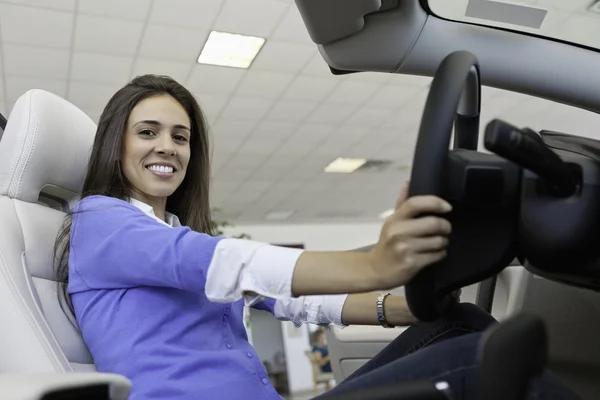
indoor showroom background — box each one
[223,222,383,397]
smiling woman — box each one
[54,74,216,316]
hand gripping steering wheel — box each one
[404,51,520,321]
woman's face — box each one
[121,94,191,205]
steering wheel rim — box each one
[405,51,482,321]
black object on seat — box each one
[477,313,548,400]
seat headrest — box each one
[0,90,96,207]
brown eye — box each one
[139,129,156,136]
[173,134,188,142]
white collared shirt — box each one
[128,198,348,328]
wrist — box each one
[364,250,391,291]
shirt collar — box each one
[128,198,181,227]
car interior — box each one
[1,0,600,399]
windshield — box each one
[427,0,600,50]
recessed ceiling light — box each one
[265,210,294,221]
[378,208,394,219]
[197,31,265,69]
[324,157,367,173]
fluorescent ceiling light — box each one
[378,209,394,219]
[265,210,295,221]
[324,157,367,173]
[197,31,265,68]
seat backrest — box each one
[0,89,97,373]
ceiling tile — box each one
[367,85,424,109]
[271,4,312,43]
[0,0,75,11]
[387,74,432,87]
[217,167,255,182]
[294,123,336,142]
[196,93,230,123]
[68,81,122,109]
[236,137,282,155]
[3,44,70,79]
[187,65,246,95]
[213,134,245,152]
[212,119,258,138]
[306,104,356,124]
[311,136,355,156]
[301,53,335,78]
[224,153,264,169]
[71,52,133,84]
[333,125,372,141]
[380,109,420,132]
[275,139,315,157]
[0,4,73,48]
[139,24,208,62]
[236,71,295,98]
[74,15,143,55]
[150,0,221,29]
[213,0,289,37]
[375,142,414,161]
[252,121,299,138]
[344,107,395,127]
[343,138,388,159]
[220,96,275,120]
[325,81,381,105]
[132,58,192,83]
[265,99,317,122]
[78,0,152,20]
[251,40,316,73]
[282,76,338,102]
[6,77,67,105]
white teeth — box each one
[148,165,174,173]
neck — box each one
[131,192,168,222]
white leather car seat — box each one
[0,89,97,373]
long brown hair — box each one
[54,74,215,316]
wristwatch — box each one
[376,293,394,328]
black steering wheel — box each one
[404,51,520,321]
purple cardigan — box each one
[68,195,288,400]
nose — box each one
[156,133,176,156]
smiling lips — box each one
[146,163,177,177]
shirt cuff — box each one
[320,294,349,328]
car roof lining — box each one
[295,0,600,115]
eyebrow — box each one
[134,120,191,131]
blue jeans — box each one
[315,303,580,400]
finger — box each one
[395,181,411,209]
[388,216,452,238]
[396,196,452,219]
[408,236,449,253]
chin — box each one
[143,185,180,198]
